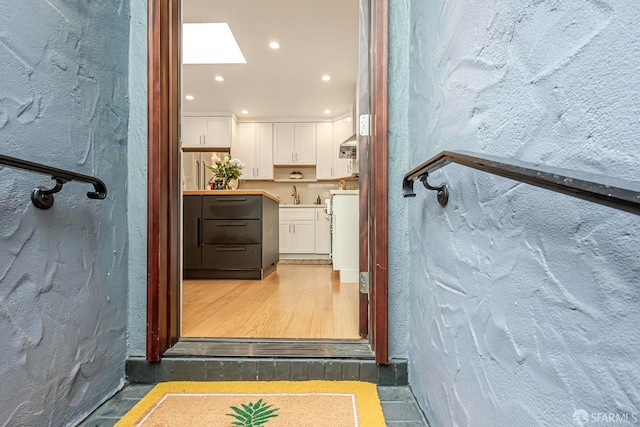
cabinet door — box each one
[279,220,292,253]
[183,195,202,270]
[203,117,231,148]
[273,123,296,165]
[315,122,335,179]
[255,123,273,179]
[181,117,204,148]
[334,117,353,178]
[235,123,257,179]
[292,220,315,253]
[314,208,331,254]
[294,123,317,164]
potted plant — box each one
[290,170,303,179]
[206,155,244,190]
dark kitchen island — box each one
[183,190,280,280]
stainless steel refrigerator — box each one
[181,151,228,190]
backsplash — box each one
[241,181,359,205]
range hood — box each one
[339,134,357,159]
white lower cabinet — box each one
[279,208,316,254]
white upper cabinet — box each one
[273,123,317,165]
[182,116,236,149]
[315,122,335,180]
[334,116,353,178]
[233,122,273,180]
[316,116,353,179]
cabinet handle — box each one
[216,222,247,226]
[215,247,246,252]
[202,135,206,145]
[331,166,333,176]
[293,223,296,233]
[196,218,201,247]
[217,197,247,202]
[291,153,294,162]
[256,167,259,176]
[295,152,298,162]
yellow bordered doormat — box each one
[116,380,386,427]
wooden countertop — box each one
[183,190,280,203]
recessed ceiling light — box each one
[241,110,249,115]
[322,75,331,81]
[185,95,194,101]
[269,41,280,49]
[214,75,224,82]
[324,109,331,114]
[182,23,246,64]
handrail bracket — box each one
[420,174,449,207]
[31,177,68,210]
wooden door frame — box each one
[146,0,389,363]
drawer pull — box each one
[216,222,247,226]
[215,247,247,252]
[217,197,247,202]
[196,218,201,247]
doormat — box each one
[116,381,385,427]
[278,259,332,265]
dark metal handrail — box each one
[402,150,640,215]
[0,154,107,209]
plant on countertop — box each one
[290,170,303,179]
[206,154,244,190]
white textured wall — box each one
[127,0,148,357]
[394,0,640,426]
[0,1,129,425]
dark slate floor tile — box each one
[378,364,396,385]
[78,416,119,427]
[342,361,360,380]
[238,360,258,381]
[256,360,275,381]
[381,401,425,422]
[360,362,378,383]
[220,359,240,380]
[387,422,430,427]
[204,359,224,381]
[273,360,291,380]
[115,384,154,400]
[290,361,309,380]
[377,386,415,401]
[325,361,342,380]
[307,360,325,380]
[92,398,138,418]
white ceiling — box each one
[182,0,359,121]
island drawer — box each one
[202,244,261,269]
[202,195,262,219]
[202,220,262,244]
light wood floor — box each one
[181,264,360,339]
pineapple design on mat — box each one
[226,399,279,426]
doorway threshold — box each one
[164,338,375,359]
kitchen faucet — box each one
[291,185,300,205]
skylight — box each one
[182,23,246,64]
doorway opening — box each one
[146,0,389,362]
[179,0,362,341]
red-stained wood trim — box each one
[147,0,180,361]
[370,0,389,364]
[147,0,388,363]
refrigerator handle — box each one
[201,160,207,189]
[195,159,200,190]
